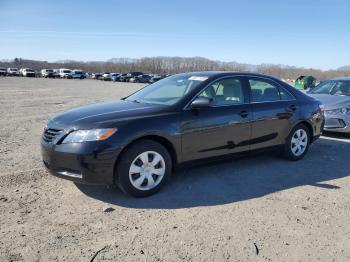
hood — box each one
[307,93,350,110]
[48,100,168,130]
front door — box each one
[181,77,252,162]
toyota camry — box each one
[41,72,324,197]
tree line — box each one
[1,57,349,80]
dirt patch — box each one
[0,77,349,261]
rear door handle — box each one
[239,110,249,118]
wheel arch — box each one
[295,120,314,142]
[113,134,178,183]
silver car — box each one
[308,77,350,133]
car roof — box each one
[177,71,282,81]
[329,77,350,81]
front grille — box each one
[325,118,346,129]
[42,128,63,143]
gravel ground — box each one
[0,77,349,262]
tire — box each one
[116,140,172,197]
[284,124,310,161]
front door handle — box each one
[239,110,249,118]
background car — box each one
[52,69,60,78]
[307,77,350,134]
[123,71,143,82]
[295,75,316,90]
[150,75,166,83]
[7,68,19,76]
[101,72,111,80]
[102,73,119,81]
[71,70,86,79]
[113,74,127,82]
[20,68,36,77]
[129,74,152,83]
[59,68,72,79]
[0,68,7,76]
[92,73,102,80]
[41,69,54,78]
[110,73,121,81]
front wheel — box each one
[116,140,172,197]
[284,124,310,161]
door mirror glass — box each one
[190,97,213,109]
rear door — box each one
[248,77,299,149]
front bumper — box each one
[41,140,122,185]
[324,114,350,133]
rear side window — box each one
[279,87,295,100]
[249,79,294,102]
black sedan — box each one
[41,72,324,197]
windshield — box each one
[125,74,208,105]
[63,70,71,73]
[310,80,350,96]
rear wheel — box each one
[284,124,310,161]
[116,140,172,197]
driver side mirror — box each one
[190,97,213,109]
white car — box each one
[7,68,19,76]
[41,69,54,78]
[59,68,72,79]
[102,73,120,81]
[71,70,86,79]
[20,68,36,77]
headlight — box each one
[62,128,117,144]
[326,108,350,115]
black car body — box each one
[150,75,166,83]
[114,73,126,82]
[92,73,103,80]
[122,72,143,82]
[131,74,152,83]
[41,72,324,197]
[0,68,6,76]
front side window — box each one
[249,79,291,102]
[199,78,244,106]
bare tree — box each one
[1,57,349,80]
